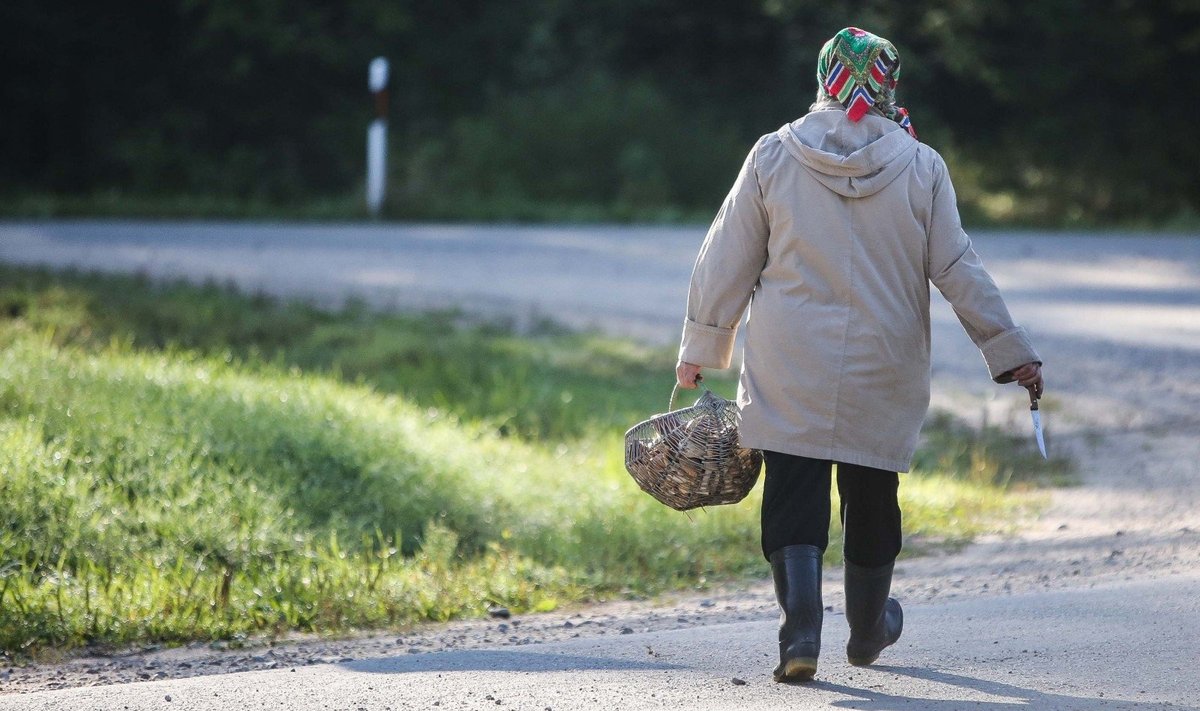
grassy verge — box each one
[0,266,1070,657]
[5,192,1200,230]
[0,192,713,224]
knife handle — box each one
[1028,388,1039,409]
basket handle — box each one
[668,375,706,412]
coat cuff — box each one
[679,319,737,370]
[981,327,1041,383]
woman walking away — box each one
[675,27,1043,683]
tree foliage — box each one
[2,0,1197,223]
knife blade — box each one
[1029,390,1047,459]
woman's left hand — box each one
[1010,362,1044,399]
[676,361,703,389]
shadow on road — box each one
[343,648,686,675]
[819,665,1194,711]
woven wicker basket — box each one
[624,386,762,511]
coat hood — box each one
[777,108,918,198]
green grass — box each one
[0,191,713,224]
[0,266,1070,657]
[6,192,1200,230]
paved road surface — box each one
[0,222,703,342]
[3,574,1197,711]
[4,221,1198,353]
[2,221,1199,710]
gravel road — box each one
[1,221,1199,709]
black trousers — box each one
[760,450,902,567]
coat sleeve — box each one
[926,154,1041,383]
[678,139,770,369]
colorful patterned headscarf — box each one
[817,27,916,138]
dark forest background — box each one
[2,1,1198,225]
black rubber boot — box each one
[844,559,903,666]
[769,544,823,682]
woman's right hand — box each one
[676,361,703,389]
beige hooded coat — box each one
[679,107,1040,473]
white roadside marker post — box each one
[366,57,390,218]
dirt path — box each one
[1,223,1198,698]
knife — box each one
[1028,389,1047,459]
